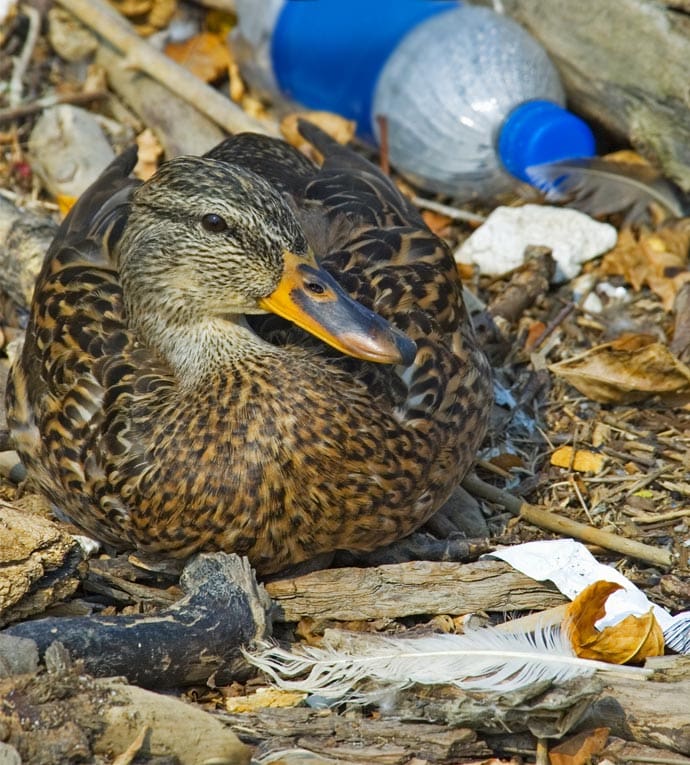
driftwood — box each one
[96,43,226,158]
[501,0,690,190]
[218,655,690,759]
[56,0,274,138]
[4,553,271,688]
[220,706,492,765]
[266,559,567,622]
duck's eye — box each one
[306,281,326,295]
[202,213,228,233]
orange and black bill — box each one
[258,251,416,365]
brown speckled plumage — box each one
[6,123,492,575]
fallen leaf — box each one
[421,209,452,237]
[133,129,162,181]
[600,224,690,311]
[489,453,525,471]
[550,446,605,474]
[165,32,230,83]
[524,320,547,351]
[109,0,176,35]
[563,581,664,664]
[549,728,610,765]
[224,687,307,713]
[549,333,690,404]
[281,111,356,159]
[56,193,77,217]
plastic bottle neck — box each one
[498,100,595,183]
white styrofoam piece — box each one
[455,204,617,282]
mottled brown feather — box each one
[6,125,492,575]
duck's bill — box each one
[258,251,416,365]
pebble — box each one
[28,104,115,200]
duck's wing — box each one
[7,149,159,543]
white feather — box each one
[246,625,649,702]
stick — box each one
[9,5,41,107]
[411,195,486,224]
[0,90,108,125]
[56,0,278,137]
[462,473,674,569]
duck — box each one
[5,122,492,576]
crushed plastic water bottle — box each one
[232,0,595,200]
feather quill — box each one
[247,625,649,703]
[526,158,690,222]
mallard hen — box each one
[6,123,491,575]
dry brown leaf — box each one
[550,446,606,474]
[489,453,525,472]
[563,581,664,664]
[601,225,690,311]
[164,32,231,83]
[421,209,452,237]
[281,111,356,159]
[133,129,163,181]
[549,333,690,404]
[549,727,610,765]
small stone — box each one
[28,105,115,200]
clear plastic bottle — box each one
[232,0,595,199]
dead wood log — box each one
[266,559,567,622]
[501,0,690,191]
[96,43,226,158]
[220,706,491,765]
[3,553,272,688]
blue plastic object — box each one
[234,0,597,198]
[271,0,457,137]
[498,100,596,182]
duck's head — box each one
[116,156,415,367]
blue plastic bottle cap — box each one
[498,100,596,183]
[271,0,458,139]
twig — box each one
[376,114,390,176]
[411,195,486,224]
[527,301,576,351]
[56,0,278,137]
[9,4,41,107]
[0,90,108,125]
[462,472,674,569]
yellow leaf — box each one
[224,687,306,713]
[133,128,163,181]
[550,445,605,473]
[563,580,664,664]
[56,193,77,217]
[550,333,690,404]
[165,32,230,83]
